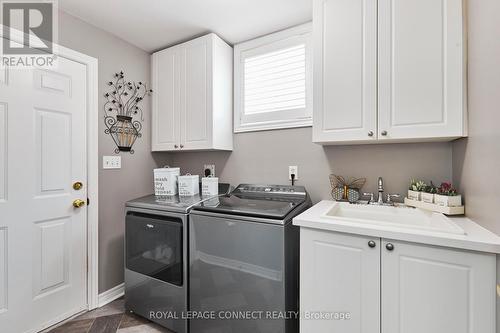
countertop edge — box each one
[292,200,500,255]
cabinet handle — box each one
[368,131,374,137]
[368,240,376,248]
[381,130,388,136]
[386,243,394,251]
[174,145,179,149]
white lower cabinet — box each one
[300,229,380,333]
[300,228,497,333]
[381,239,496,333]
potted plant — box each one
[434,182,462,207]
[422,182,437,203]
[408,179,426,201]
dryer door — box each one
[126,211,183,286]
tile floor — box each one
[47,298,173,333]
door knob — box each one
[73,199,86,208]
[368,240,376,248]
[73,182,83,190]
[386,243,394,251]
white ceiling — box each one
[59,0,312,52]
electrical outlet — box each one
[289,165,298,180]
[103,156,121,169]
[203,164,216,177]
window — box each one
[234,23,312,133]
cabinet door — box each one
[378,0,465,140]
[312,0,378,144]
[152,47,181,151]
[381,240,496,333]
[180,36,213,150]
[300,229,380,333]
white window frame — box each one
[234,23,313,133]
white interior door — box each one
[0,55,88,333]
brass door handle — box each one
[73,199,86,208]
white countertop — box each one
[293,200,500,254]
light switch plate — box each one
[103,156,121,169]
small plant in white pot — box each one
[434,182,462,207]
[408,179,426,201]
[421,182,437,203]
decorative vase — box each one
[421,192,435,203]
[105,115,142,154]
[407,190,421,201]
[434,194,462,207]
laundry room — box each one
[1,1,500,333]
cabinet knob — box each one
[381,130,388,136]
[386,243,394,251]
[180,144,184,148]
[368,240,376,248]
[368,131,374,137]
[174,145,179,149]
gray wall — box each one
[450,2,500,327]
[58,11,170,293]
[172,127,453,203]
[452,0,500,236]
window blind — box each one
[243,44,306,115]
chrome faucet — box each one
[377,177,384,204]
[362,177,401,206]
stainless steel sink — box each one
[323,202,465,235]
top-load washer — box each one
[189,184,311,333]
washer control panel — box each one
[235,184,306,197]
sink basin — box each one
[323,202,465,235]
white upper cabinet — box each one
[152,46,181,151]
[313,0,466,144]
[313,0,378,144]
[152,34,233,151]
[378,0,466,141]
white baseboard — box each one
[97,283,124,308]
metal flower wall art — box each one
[104,71,152,154]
